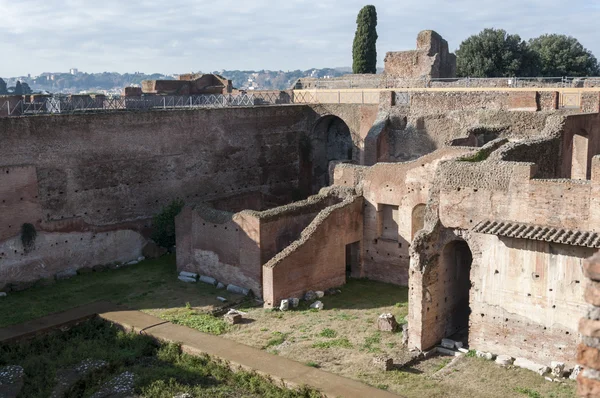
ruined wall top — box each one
[384,30,456,79]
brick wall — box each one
[578,252,600,397]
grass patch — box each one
[306,361,320,368]
[460,150,489,162]
[361,332,382,353]
[0,318,321,398]
[159,308,229,335]
[466,349,477,358]
[515,387,542,398]
[319,328,337,338]
[265,332,290,349]
[0,255,242,328]
[434,358,451,372]
[312,338,353,349]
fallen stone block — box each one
[280,299,289,311]
[227,284,249,295]
[137,256,145,262]
[545,377,553,382]
[224,313,242,325]
[378,313,398,332]
[126,260,139,265]
[217,297,227,302]
[476,351,495,360]
[514,357,550,375]
[570,365,583,380]
[441,338,456,349]
[373,356,394,371]
[458,347,469,354]
[495,355,514,366]
[289,297,300,308]
[179,271,198,279]
[315,291,325,298]
[178,276,197,283]
[199,275,217,285]
[55,269,77,280]
[310,301,324,310]
[304,291,317,301]
[0,292,6,298]
[551,361,565,377]
[436,347,463,357]
[216,282,225,289]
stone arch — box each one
[300,115,355,195]
[411,204,426,240]
[571,129,590,180]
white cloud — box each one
[0,0,598,76]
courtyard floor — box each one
[0,256,578,398]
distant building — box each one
[70,68,78,75]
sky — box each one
[1,0,599,77]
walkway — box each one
[0,302,402,398]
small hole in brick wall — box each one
[549,289,553,292]
[2,200,4,203]
[566,331,570,335]
[481,313,485,317]
[457,188,461,192]
[544,327,547,330]
[527,293,531,297]
[374,239,378,244]
[576,280,580,284]
[552,305,556,309]
[505,318,509,322]
[398,243,402,248]
[469,220,473,223]
[8,225,11,228]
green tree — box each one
[456,28,539,77]
[151,199,184,248]
[21,82,32,94]
[352,5,378,74]
[528,34,599,77]
[0,78,7,95]
[14,81,23,95]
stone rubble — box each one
[199,275,217,285]
[50,359,108,398]
[377,313,398,332]
[216,282,225,289]
[310,301,324,310]
[304,291,317,302]
[514,357,550,376]
[495,355,514,366]
[315,291,325,298]
[178,275,196,283]
[0,292,6,298]
[289,297,300,308]
[372,356,394,371]
[90,371,135,398]
[179,271,198,279]
[550,361,565,377]
[279,299,289,311]
[0,365,24,398]
[476,351,495,361]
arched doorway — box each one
[299,115,354,196]
[440,240,473,339]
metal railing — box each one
[0,93,299,117]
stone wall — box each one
[578,251,600,397]
[0,106,312,288]
[262,194,363,307]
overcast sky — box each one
[1,0,599,77]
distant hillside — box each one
[1,67,384,94]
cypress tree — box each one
[14,81,23,95]
[352,5,378,74]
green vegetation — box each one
[160,308,229,335]
[151,199,184,248]
[318,328,337,338]
[528,34,600,77]
[305,361,320,368]
[20,223,37,253]
[361,332,382,353]
[0,78,7,94]
[265,332,290,349]
[0,255,241,328]
[460,150,489,162]
[434,358,452,372]
[352,5,378,74]
[456,28,538,77]
[0,319,321,398]
[312,338,353,349]
[515,387,542,398]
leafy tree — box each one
[528,34,599,77]
[14,81,23,95]
[21,82,32,94]
[352,5,378,74]
[0,78,7,95]
[456,28,539,77]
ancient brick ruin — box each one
[2,39,600,396]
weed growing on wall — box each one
[20,223,37,253]
[151,199,184,248]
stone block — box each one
[315,291,325,298]
[585,282,600,306]
[199,275,217,285]
[578,344,600,370]
[178,276,196,283]
[289,298,300,308]
[378,314,398,332]
[514,357,550,375]
[441,338,455,349]
[179,271,198,279]
[224,313,242,325]
[437,347,462,357]
[373,356,394,371]
[216,282,225,289]
[580,318,600,338]
[55,269,77,280]
[310,301,324,310]
[0,292,6,298]
[304,291,317,301]
[280,299,289,311]
[571,365,583,380]
[476,351,495,360]
[495,355,514,366]
[551,361,565,377]
[578,370,600,397]
[584,252,600,281]
[227,284,249,296]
